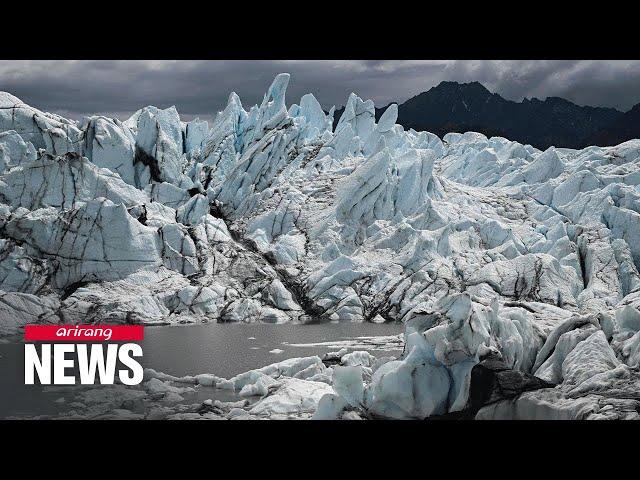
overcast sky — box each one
[2,60,640,122]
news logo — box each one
[24,325,144,386]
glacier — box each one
[1,73,640,420]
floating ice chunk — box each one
[239,374,277,397]
[341,351,375,367]
[332,366,364,408]
[365,352,450,419]
[312,393,350,420]
[249,378,332,416]
[223,356,325,392]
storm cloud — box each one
[1,60,639,122]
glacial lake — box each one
[0,322,404,418]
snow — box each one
[2,73,640,419]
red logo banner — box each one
[24,325,144,342]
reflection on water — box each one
[0,322,403,418]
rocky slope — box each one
[1,74,639,419]
[585,103,640,148]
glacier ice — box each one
[1,73,640,419]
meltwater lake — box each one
[0,322,404,418]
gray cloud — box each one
[1,60,639,122]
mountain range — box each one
[333,81,639,149]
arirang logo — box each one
[24,325,144,386]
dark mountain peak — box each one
[584,101,640,147]
[627,102,640,113]
[333,80,633,149]
[543,96,572,105]
[434,80,486,89]
[526,96,621,114]
[430,80,492,97]
[523,96,569,105]
[402,81,498,115]
[526,96,581,113]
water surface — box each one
[0,322,403,418]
